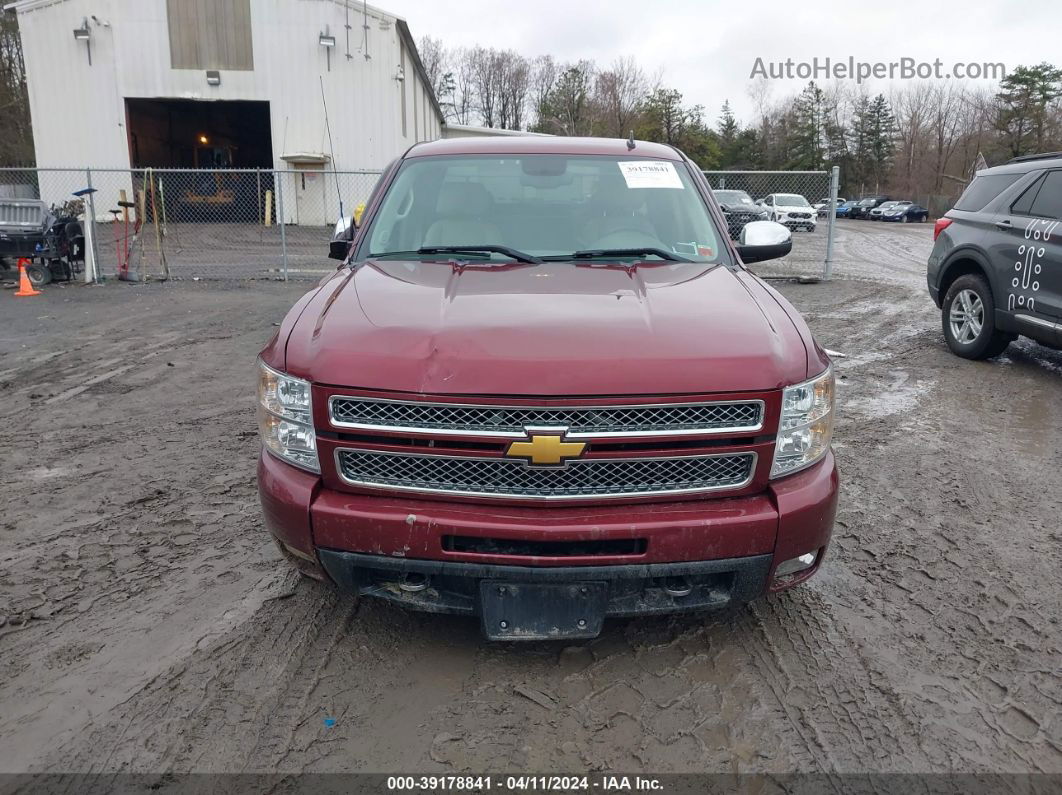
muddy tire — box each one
[942,274,1014,359]
[26,262,52,287]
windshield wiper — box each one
[417,245,542,264]
[548,247,692,263]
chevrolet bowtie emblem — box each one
[506,432,587,466]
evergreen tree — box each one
[994,63,1062,156]
[789,82,831,169]
[866,94,897,192]
[717,101,739,165]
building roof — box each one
[4,0,446,126]
[406,137,683,159]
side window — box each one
[1028,170,1062,220]
[954,173,1022,211]
[1010,175,1044,216]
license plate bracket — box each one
[479,581,608,640]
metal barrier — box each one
[0,167,383,281]
[702,168,840,280]
[2,166,841,282]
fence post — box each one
[824,165,840,281]
[85,167,102,284]
[275,170,289,281]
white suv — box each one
[759,194,817,232]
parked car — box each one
[834,200,858,218]
[712,189,769,239]
[849,196,889,219]
[757,193,817,231]
[928,152,1062,359]
[815,199,849,218]
[869,200,905,220]
[881,202,929,223]
[260,137,838,641]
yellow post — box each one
[264,189,273,227]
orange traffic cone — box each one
[14,258,41,297]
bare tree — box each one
[469,46,503,127]
[594,56,646,138]
[890,83,934,194]
[529,55,557,129]
[496,50,531,130]
[449,47,477,125]
[0,12,33,165]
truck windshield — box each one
[360,155,724,263]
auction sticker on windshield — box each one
[617,160,683,189]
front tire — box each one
[901,215,909,223]
[942,275,1014,359]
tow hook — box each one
[398,573,430,593]
[663,577,693,597]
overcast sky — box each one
[384,0,1060,123]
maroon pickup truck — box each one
[257,137,837,640]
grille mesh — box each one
[329,398,762,435]
[336,450,755,498]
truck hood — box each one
[282,259,814,396]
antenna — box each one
[626,130,636,150]
[320,77,344,218]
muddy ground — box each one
[1,221,1059,778]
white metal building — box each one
[7,0,448,221]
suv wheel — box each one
[942,275,1014,359]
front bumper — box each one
[258,449,838,635]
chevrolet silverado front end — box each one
[257,137,838,640]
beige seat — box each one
[422,183,503,247]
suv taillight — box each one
[933,217,953,241]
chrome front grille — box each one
[335,449,756,500]
[328,397,764,437]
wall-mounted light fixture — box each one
[198,134,209,145]
[319,27,336,72]
[394,64,405,82]
[73,18,92,65]
[206,70,221,86]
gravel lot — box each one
[1,221,1059,779]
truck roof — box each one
[406,136,683,161]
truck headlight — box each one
[257,360,319,473]
[771,367,834,478]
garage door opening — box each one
[125,98,273,169]
[124,99,273,222]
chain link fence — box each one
[2,166,840,284]
[702,169,838,280]
[0,167,383,281]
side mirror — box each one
[329,239,350,260]
[736,220,792,264]
[328,215,356,261]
